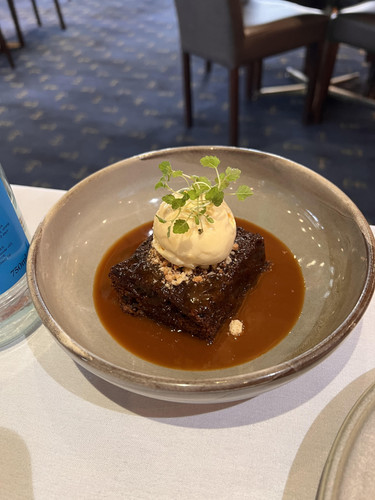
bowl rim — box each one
[27,146,375,395]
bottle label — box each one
[0,181,29,294]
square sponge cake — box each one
[109,227,267,342]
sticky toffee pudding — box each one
[109,226,267,342]
[93,218,305,371]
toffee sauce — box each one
[93,219,305,371]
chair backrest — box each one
[174,0,245,67]
[330,1,375,51]
[332,0,368,7]
[283,0,330,8]
[285,1,368,11]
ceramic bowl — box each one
[27,146,375,404]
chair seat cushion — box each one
[242,14,328,61]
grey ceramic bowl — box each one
[27,146,375,404]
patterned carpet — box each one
[0,0,374,223]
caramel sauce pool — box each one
[93,219,305,371]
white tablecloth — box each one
[1,185,374,500]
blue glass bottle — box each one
[0,164,40,347]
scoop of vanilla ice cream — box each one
[152,200,236,268]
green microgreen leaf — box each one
[171,169,183,178]
[225,167,241,182]
[187,189,199,200]
[195,176,211,190]
[235,185,253,201]
[155,180,166,190]
[205,186,224,207]
[173,219,189,234]
[155,214,167,223]
[159,161,172,178]
[200,155,220,169]
[162,194,176,205]
[171,193,188,210]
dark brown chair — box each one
[174,0,329,146]
[309,1,375,122]
[242,0,331,99]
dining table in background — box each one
[0,184,374,499]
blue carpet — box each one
[0,0,374,223]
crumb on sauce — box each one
[228,319,244,337]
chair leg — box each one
[0,27,15,68]
[246,60,262,100]
[31,0,66,30]
[229,67,239,147]
[31,0,42,26]
[254,59,262,93]
[310,42,339,123]
[53,0,66,30]
[182,51,193,128]
[365,53,375,99]
[303,41,323,123]
[6,0,25,47]
[303,45,313,80]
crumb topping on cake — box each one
[148,242,240,288]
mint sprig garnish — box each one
[155,155,253,235]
